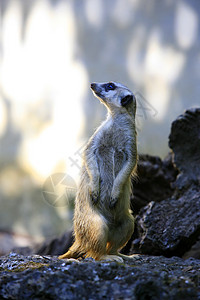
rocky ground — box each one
[0,252,199,299]
[0,108,200,299]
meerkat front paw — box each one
[110,187,121,208]
[90,190,99,204]
[109,196,118,209]
[89,180,100,205]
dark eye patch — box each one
[104,82,116,92]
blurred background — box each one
[0,0,199,252]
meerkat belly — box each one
[96,142,126,204]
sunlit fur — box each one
[59,82,137,262]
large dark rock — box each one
[0,253,199,299]
[131,187,200,257]
[169,108,200,188]
[131,153,178,214]
[131,108,200,258]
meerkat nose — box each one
[91,83,96,90]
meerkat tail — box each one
[58,242,82,259]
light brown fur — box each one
[59,82,137,262]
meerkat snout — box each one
[90,83,96,90]
[90,82,97,88]
[90,82,103,98]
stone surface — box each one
[169,108,200,188]
[131,187,200,257]
[131,153,178,214]
[130,108,200,258]
[183,237,200,260]
[36,231,73,256]
[10,231,74,257]
[0,253,199,300]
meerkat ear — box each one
[121,95,133,107]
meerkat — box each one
[59,81,137,262]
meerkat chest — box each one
[98,119,133,148]
[97,127,122,150]
[95,121,132,165]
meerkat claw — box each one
[99,255,124,263]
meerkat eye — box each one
[104,82,116,92]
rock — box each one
[183,237,200,260]
[131,108,200,258]
[11,231,74,257]
[131,186,200,257]
[169,108,200,188]
[0,253,199,299]
[131,153,178,214]
[36,231,73,256]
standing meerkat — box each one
[59,81,137,262]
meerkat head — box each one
[90,81,136,116]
